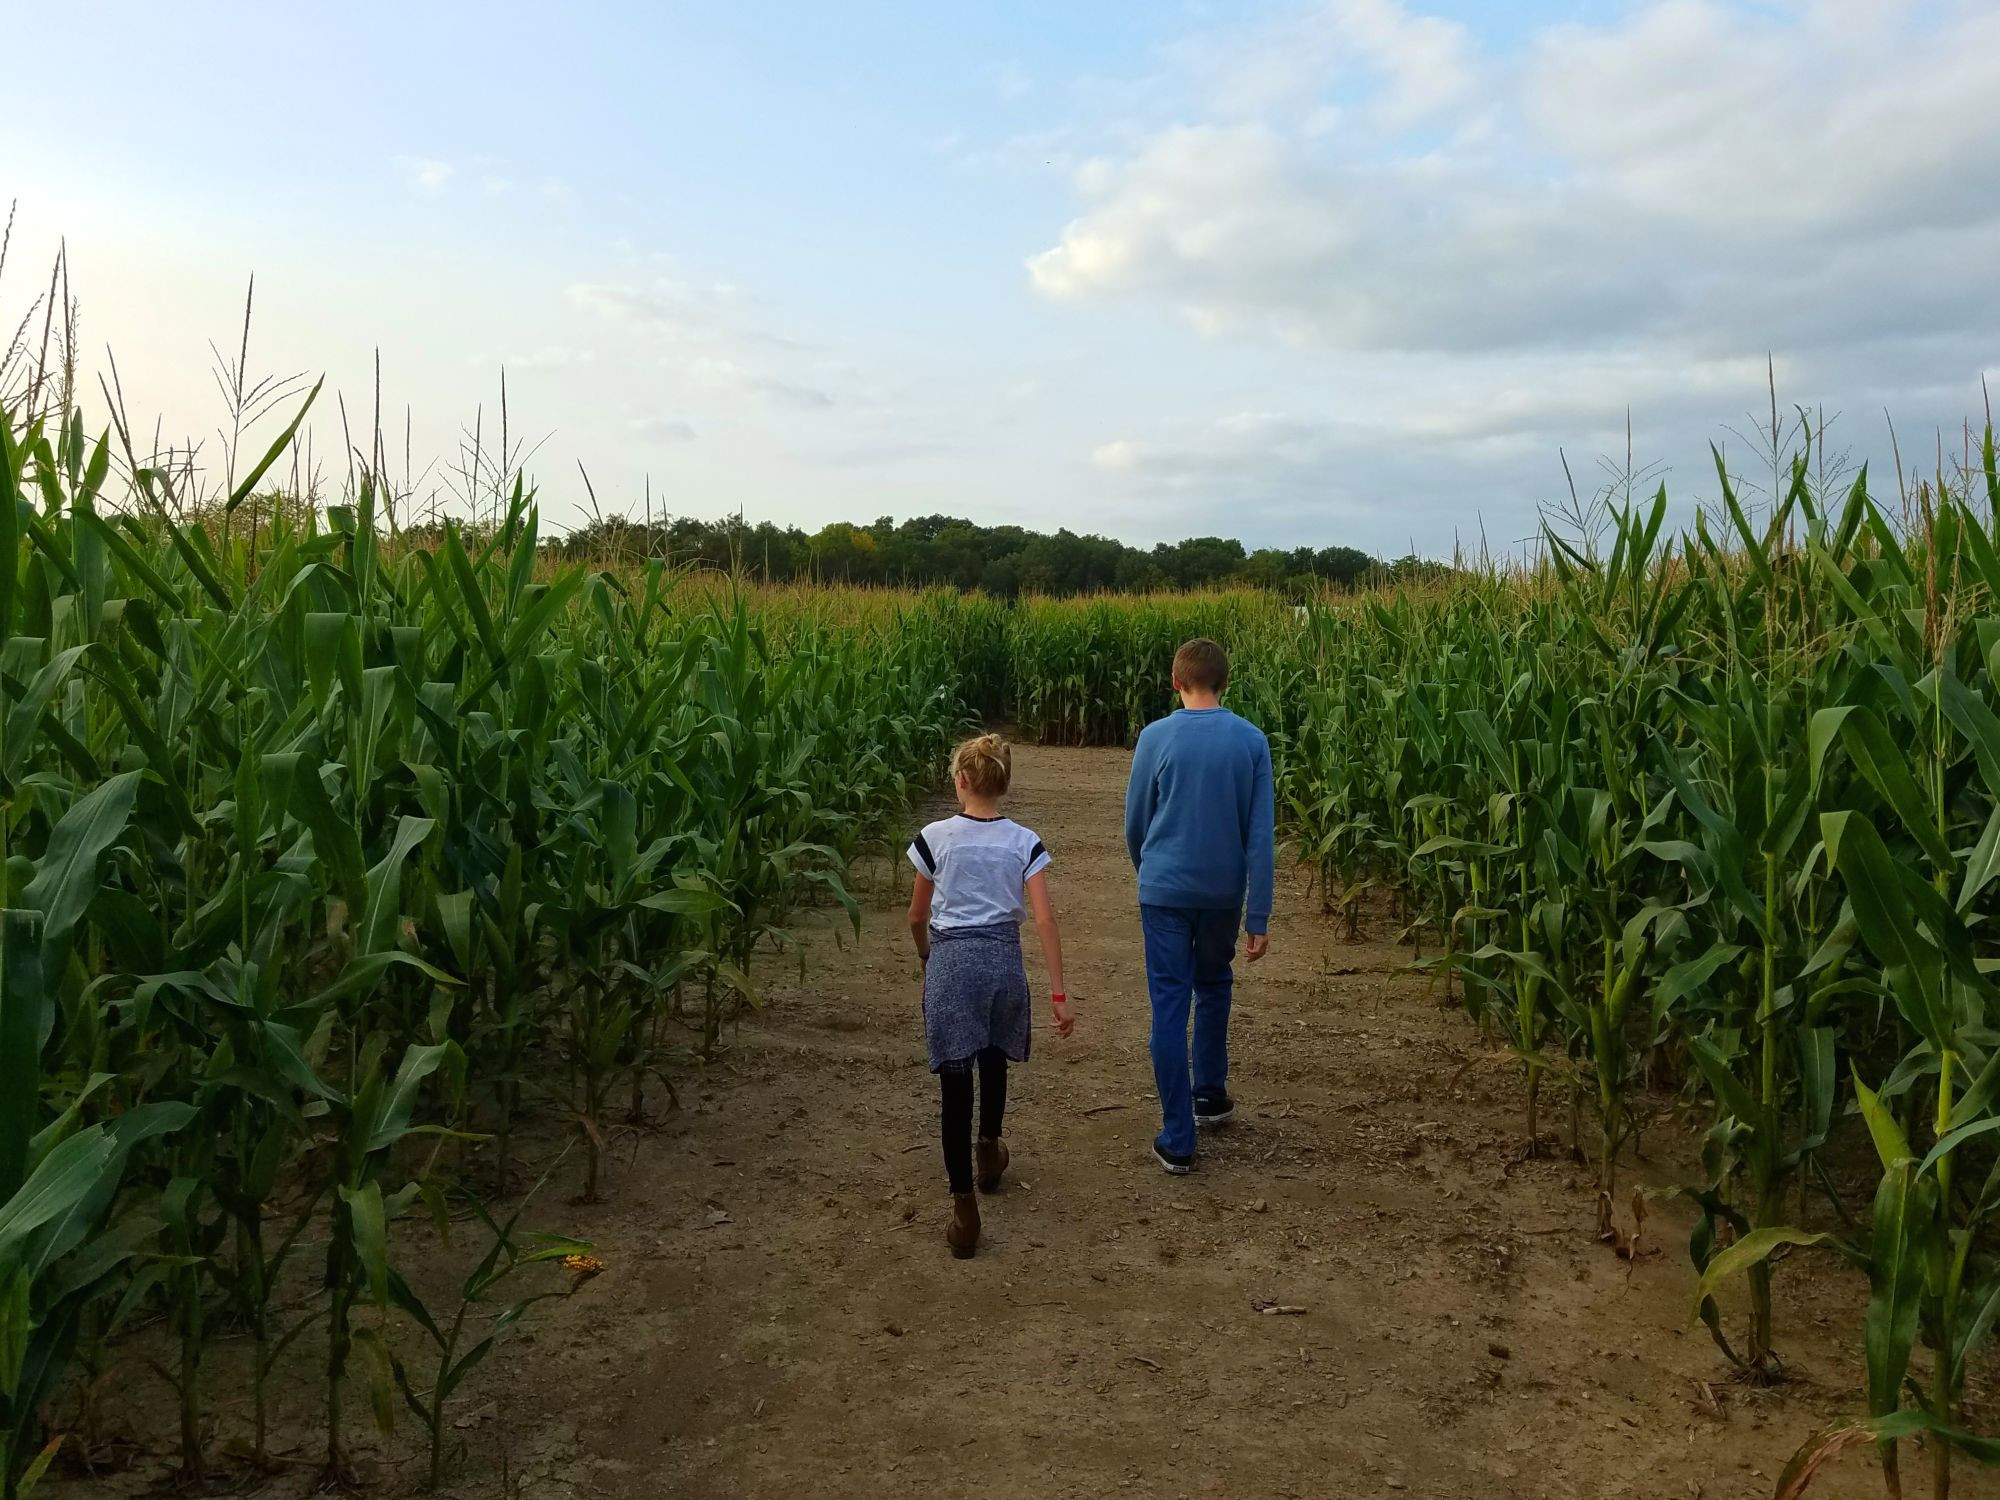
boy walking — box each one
[1123,638,1275,1174]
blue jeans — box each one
[1141,904,1238,1158]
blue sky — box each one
[4,1,1997,557]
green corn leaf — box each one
[21,771,141,980]
[1653,944,1743,1029]
[633,888,734,917]
[357,815,436,958]
[1959,804,2000,911]
[0,1262,29,1398]
[1852,1071,1913,1170]
[1,646,88,784]
[349,1324,400,1436]
[0,911,40,1202]
[1810,705,1954,869]
[1938,668,2000,806]
[365,1042,463,1154]
[1918,1114,2000,1178]
[1863,1160,1932,1421]
[1799,1027,1836,1145]
[442,521,504,668]
[0,1127,119,1268]
[1687,1033,1761,1132]
[1821,811,1948,1045]
[155,509,235,612]
[1689,1226,1836,1321]
[339,1182,391,1305]
[80,647,198,835]
[226,377,321,512]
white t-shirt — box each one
[907,814,1052,930]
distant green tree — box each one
[550,501,1401,597]
[1160,536,1247,588]
[1241,548,1290,591]
[809,521,882,582]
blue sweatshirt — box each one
[1123,707,1276,933]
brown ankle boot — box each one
[974,1137,1010,1193]
[947,1192,980,1258]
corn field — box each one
[0,393,981,1494]
[1263,439,2000,1495]
[10,357,2000,1500]
[996,440,2000,1493]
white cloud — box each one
[1175,0,1477,128]
[1030,0,2000,373]
[393,156,454,193]
[1091,439,1139,470]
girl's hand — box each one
[1051,992,1075,1039]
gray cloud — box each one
[1030,2,2000,361]
[1023,0,2000,551]
[628,414,697,443]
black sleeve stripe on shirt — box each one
[1028,840,1046,865]
[912,832,937,875]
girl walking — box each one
[907,734,1071,1257]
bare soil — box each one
[53,745,2000,1499]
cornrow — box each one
[950,733,1012,797]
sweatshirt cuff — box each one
[1245,913,1269,936]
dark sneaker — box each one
[1194,1091,1236,1127]
[1153,1143,1194,1175]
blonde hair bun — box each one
[951,733,1012,798]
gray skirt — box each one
[923,921,1032,1073]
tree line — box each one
[549,511,1427,598]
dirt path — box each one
[476,745,1983,1500]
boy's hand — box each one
[1051,992,1075,1038]
[1245,933,1270,963]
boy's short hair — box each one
[1173,638,1229,693]
[951,733,1012,797]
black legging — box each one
[940,1048,1008,1194]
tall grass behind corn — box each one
[1006,590,1305,746]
